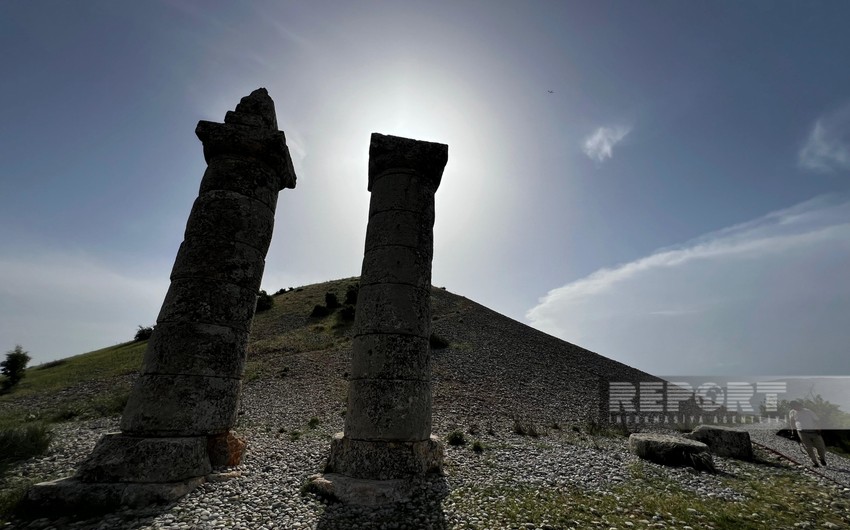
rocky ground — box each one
[3,375,850,529]
[3,285,850,528]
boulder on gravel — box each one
[683,425,753,461]
[629,433,716,472]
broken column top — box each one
[195,88,296,190]
[224,87,278,130]
[368,133,448,192]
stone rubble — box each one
[6,383,849,529]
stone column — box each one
[320,133,447,502]
[28,88,296,509]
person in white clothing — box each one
[788,400,827,467]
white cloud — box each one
[582,125,632,162]
[799,104,850,173]
[526,195,850,376]
[0,251,167,365]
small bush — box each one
[447,430,466,446]
[339,306,356,321]
[301,478,339,503]
[290,430,302,442]
[256,290,274,312]
[472,440,484,453]
[134,326,154,342]
[429,334,450,349]
[0,423,52,463]
[513,419,540,438]
[310,305,330,318]
[308,417,320,429]
[50,406,84,422]
[1,345,31,392]
[0,482,30,522]
[344,284,359,305]
[325,292,340,309]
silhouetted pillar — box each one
[28,88,296,509]
[321,133,447,501]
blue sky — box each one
[1,1,849,380]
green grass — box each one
[448,466,848,530]
[0,480,31,523]
[1,341,145,400]
[0,423,53,522]
[0,424,52,464]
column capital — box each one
[195,88,296,190]
[368,133,448,192]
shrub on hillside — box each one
[0,423,52,463]
[344,283,359,305]
[325,292,340,309]
[513,419,540,437]
[134,326,155,342]
[310,305,330,318]
[446,430,466,446]
[1,345,31,393]
[256,290,274,312]
[339,306,356,321]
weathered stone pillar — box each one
[316,133,447,504]
[28,88,296,509]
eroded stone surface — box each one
[120,375,241,435]
[157,278,259,331]
[40,88,295,511]
[308,474,412,506]
[363,209,434,252]
[360,246,432,288]
[368,171,435,218]
[199,156,282,210]
[331,134,447,490]
[76,433,211,483]
[171,237,266,291]
[683,425,754,460]
[327,433,443,480]
[368,133,448,191]
[141,321,249,378]
[345,379,433,441]
[26,476,205,513]
[349,334,430,380]
[207,430,248,467]
[353,283,431,337]
[184,190,276,252]
[629,433,715,472]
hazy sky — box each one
[1,1,849,378]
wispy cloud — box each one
[582,125,631,162]
[800,104,850,173]
[526,194,850,376]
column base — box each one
[75,433,212,483]
[307,473,414,506]
[24,476,205,515]
[326,432,443,481]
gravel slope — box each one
[3,285,849,528]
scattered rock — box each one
[683,425,753,460]
[629,433,716,472]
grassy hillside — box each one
[0,275,658,429]
[1,278,849,528]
